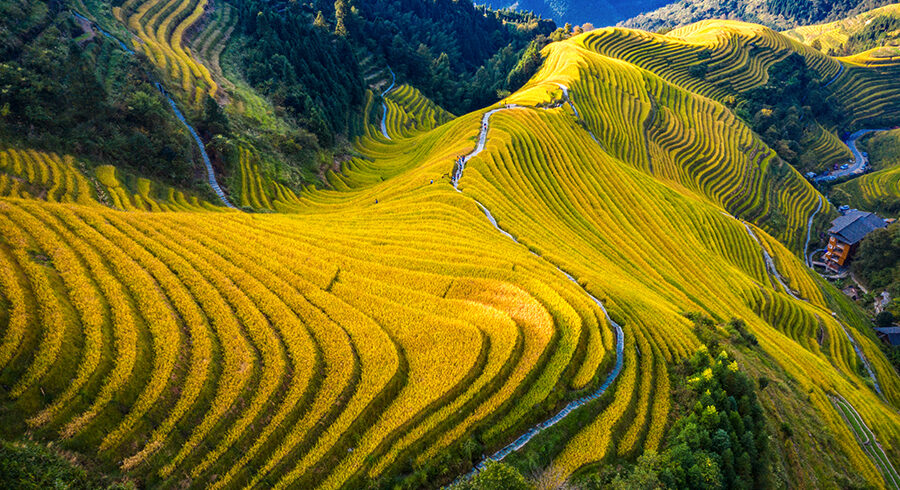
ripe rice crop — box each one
[1,13,900,489]
[114,0,218,105]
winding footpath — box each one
[380,68,396,140]
[157,84,235,207]
[73,11,136,54]
[743,223,800,300]
[836,319,883,395]
[556,83,601,144]
[74,11,236,208]
[451,105,523,188]
[831,395,900,489]
[743,220,883,396]
[823,61,845,89]
[451,84,589,188]
[451,99,626,479]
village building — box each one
[822,210,886,272]
[875,327,900,346]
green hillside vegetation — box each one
[231,0,553,148]
[852,222,900,301]
[0,439,131,490]
[584,341,768,489]
[0,0,194,187]
[2,2,900,490]
[784,3,900,55]
[734,53,841,171]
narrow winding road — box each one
[73,11,235,208]
[451,84,590,188]
[816,128,888,182]
[380,67,396,140]
[73,11,136,54]
[451,105,523,188]
[451,97,626,478]
[470,202,625,472]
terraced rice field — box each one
[2,12,900,490]
[834,160,900,212]
[575,21,839,105]
[829,55,900,128]
[508,35,824,253]
[832,396,900,488]
[233,145,305,212]
[0,148,220,212]
[381,84,455,139]
[784,3,900,53]
[0,149,95,204]
[113,0,218,105]
[802,124,853,172]
[188,2,235,93]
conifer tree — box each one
[334,0,348,36]
[314,11,327,29]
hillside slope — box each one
[621,0,897,33]
[1,11,900,490]
[784,3,900,54]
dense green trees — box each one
[585,345,769,490]
[852,222,900,298]
[235,2,365,148]
[837,14,900,55]
[0,0,193,185]
[340,0,553,113]
[233,0,554,139]
[734,54,841,170]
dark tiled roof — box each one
[875,327,900,346]
[829,210,886,245]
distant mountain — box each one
[621,0,898,32]
[502,0,672,27]
[505,0,900,31]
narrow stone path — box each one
[72,11,236,208]
[158,83,236,208]
[451,100,626,481]
[451,105,524,188]
[823,61,844,88]
[380,67,396,140]
[831,395,900,489]
[743,223,799,300]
